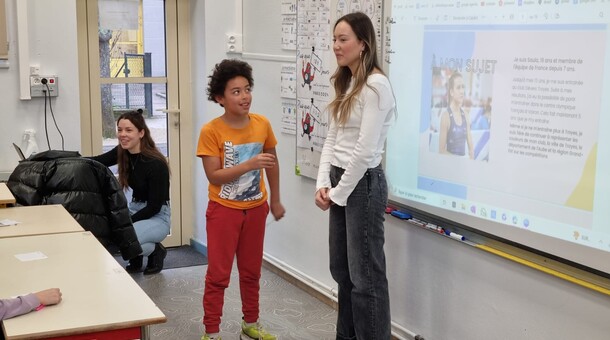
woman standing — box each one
[314,12,395,340]
[92,109,171,275]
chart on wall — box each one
[295,0,383,179]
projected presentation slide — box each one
[386,1,610,256]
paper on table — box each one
[0,219,20,227]
[15,251,48,261]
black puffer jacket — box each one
[7,150,141,260]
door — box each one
[77,0,189,247]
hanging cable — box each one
[45,82,65,150]
[43,85,51,150]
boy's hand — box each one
[249,153,277,170]
[270,201,285,221]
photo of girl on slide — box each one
[429,67,492,161]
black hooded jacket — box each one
[7,150,141,260]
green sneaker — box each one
[240,320,276,340]
[201,334,222,340]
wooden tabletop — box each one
[0,183,16,207]
[0,232,166,339]
[0,204,84,238]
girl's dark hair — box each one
[447,71,463,104]
[328,12,383,126]
[207,59,254,105]
[116,109,169,189]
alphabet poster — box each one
[295,0,383,179]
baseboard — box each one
[189,238,208,257]
[262,258,339,310]
[189,238,413,340]
[262,258,412,340]
[187,240,337,308]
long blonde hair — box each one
[328,12,384,126]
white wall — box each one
[2,1,609,339]
[248,56,335,289]
[191,1,610,340]
[188,0,336,291]
[189,0,242,244]
[0,0,80,178]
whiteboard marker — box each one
[423,223,442,233]
[445,230,465,241]
[426,223,441,231]
[409,218,425,227]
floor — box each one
[131,264,338,340]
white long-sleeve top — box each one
[316,73,395,206]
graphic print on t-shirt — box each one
[220,140,263,201]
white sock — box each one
[207,332,220,339]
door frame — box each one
[76,0,194,247]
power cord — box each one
[42,79,65,150]
[42,84,51,150]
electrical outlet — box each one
[30,76,58,97]
[226,33,243,53]
[30,65,40,75]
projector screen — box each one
[385,0,610,275]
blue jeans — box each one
[129,202,171,256]
[329,165,391,340]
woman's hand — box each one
[315,188,331,211]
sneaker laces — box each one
[256,323,269,338]
[243,321,274,339]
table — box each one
[0,205,83,239]
[0,183,16,208]
[0,232,166,339]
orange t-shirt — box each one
[196,113,277,209]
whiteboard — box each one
[384,0,610,276]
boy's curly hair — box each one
[207,59,254,104]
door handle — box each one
[157,109,180,128]
[156,109,181,114]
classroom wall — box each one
[1,1,610,339]
[0,0,80,178]
[189,0,337,294]
[194,1,610,339]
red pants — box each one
[202,200,269,333]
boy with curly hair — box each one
[197,59,285,340]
